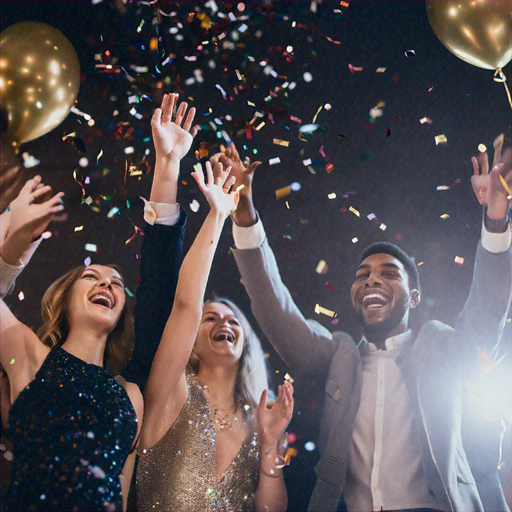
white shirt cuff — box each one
[481,221,511,254]
[0,237,42,298]
[141,198,180,226]
[232,213,266,249]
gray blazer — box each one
[233,239,512,512]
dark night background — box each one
[1,1,511,510]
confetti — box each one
[290,182,301,192]
[273,139,290,147]
[328,193,337,200]
[435,134,448,145]
[404,49,416,58]
[419,117,432,124]
[379,223,387,231]
[269,157,281,166]
[275,186,291,200]
[436,185,451,191]
[85,243,98,252]
[190,199,200,213]
[454,256,465,265]
[304,441,316,451]
[316,260,329,274]
[477,144,487,153]
[9,359,15,365]
[303,71,313,82]
[351,237,359,244]
[440,214,450,220]
[348,63,363,73]
[74,226,84,232]
[376,67,387,73]
[22,152,40,168]
[18,292,24,301]
[314,304,336,317]
[349,206,360,217]
[367,213,377,221]
[299,124,319,133]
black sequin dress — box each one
[6,346,137,512]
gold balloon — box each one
[0,22,80,143]
[426,0,512,70]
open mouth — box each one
[361,293,388,309]
[89,292,115,309]
[212,331,235,344]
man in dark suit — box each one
[212,142,512,512]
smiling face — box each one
[350,253,420,341]
[66,265,126,334]
[193,302,245,366]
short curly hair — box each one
[359,242,420,292]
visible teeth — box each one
[90,293,113,309]
[213,332,234,343]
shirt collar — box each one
[359,329,413,353]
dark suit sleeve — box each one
[121,207,187,391]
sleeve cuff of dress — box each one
[481,221,512,254]
[141,198,181,226]
[0,237,43,298]
[0,256,23,298]
[231,213,266,249]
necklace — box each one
[197,380,238,431]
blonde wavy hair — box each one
[188,297,271,412]
[36,265,134,376]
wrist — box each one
[155,153,181,165]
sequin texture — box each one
[137,374,260,511]
[6,346,137,511]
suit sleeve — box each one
[451,238,512,358]
[121,207,187,391]
[232,237,337,377]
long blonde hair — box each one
[36,265,134,376]
[188,297,270,411]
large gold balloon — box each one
[0,22,80,143]
[426,0,512,70]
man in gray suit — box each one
[211,142,512,512]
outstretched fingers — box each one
[182,107,197,132]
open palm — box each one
[257,381,294,444]
[151,94,198,160]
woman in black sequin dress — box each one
[1,211,143,512]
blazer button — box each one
[333,389,341,401]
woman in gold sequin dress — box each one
[134,96,293,512]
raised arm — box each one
[214,143,336,377]
[140,161,239,450]
[0,176,64,298]
[453,140,512,356]
[255,380,294,512]
[122,94,197,390]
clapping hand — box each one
[191,161,241,218]
[209,142,261,194]
[256,380,294,445]
[151,93,199,161]
[6,176,64,242]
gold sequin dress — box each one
[136,374,260,512]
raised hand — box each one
[209,142,261,193]
[191,161,240,218]
[471,134,504,206]
[256,380,294,445]
[487,146,512,221]
[7,176,64,241]
[151,93,199,161]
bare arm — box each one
[140,162,238,450]
[255,381,294,512]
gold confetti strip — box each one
[454,256,465,265]
[440,214,450,219]
[314,304,336,317]
[275,185,291,200]
[312,105,323,124]
[435,134,447,145]
[255,121,266,131]
[499,175,512,199]
[349,206,360,217]
[273,138,290,147]
[74,226,84,232]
